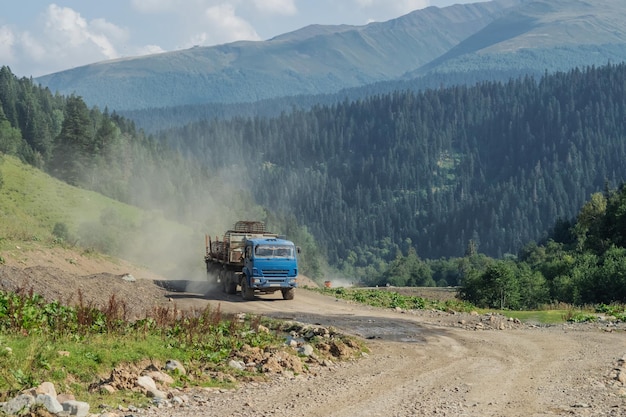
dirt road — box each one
[1,248,624,417]
[156,282,626,417]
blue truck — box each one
[205,221,298,300]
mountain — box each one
[410,0,626,77]
[34,0,626,113]
[34,0,521,111]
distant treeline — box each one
[121,68,539,133]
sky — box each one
[0,0,474,78]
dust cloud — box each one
[106,163,258,292]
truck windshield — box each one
[255,245,293,258]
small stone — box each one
[299,344,315,357]
[62,400,90,417]
[165,359,187,375]
[121,273,136,282]
[229,360,245,371]
[35,393,63,414]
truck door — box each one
[243,243,253,280]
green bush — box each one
[52,222,70,243]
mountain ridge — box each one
[408,0,626,78]
[33,0,626,113]
[34,0,521,111]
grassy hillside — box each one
[0,155,200,278]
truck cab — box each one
[241,237,298,300]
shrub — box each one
[52,222,70,243]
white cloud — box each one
[202,4,260,45]
[252,0,297,16]
[130,1,262,48]
[137,44,166,55]
[3,5,134,76]
[0,25,16,62]
[91,18,129,43]
[19,31,47,62]
[41,5,122,60]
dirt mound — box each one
[0,246,175,318]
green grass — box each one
[491,310,569,324]
[497,303,626,324]
[0,155,124,245]
[0,290,273,406]
[0,290,366,409]
[319,286,626,325]
[0,321,267,408]
[315,286,476,313]
[0,155,197,274]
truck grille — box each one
[261,269,290,278]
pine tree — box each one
[49,96,93,185]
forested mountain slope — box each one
[159,63,626,269]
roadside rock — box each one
[1,383,88,417]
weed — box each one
[315,286,470,313]
[563,309,598,323]
[0,288,300,408]
[315,287,626,325]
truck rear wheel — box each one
[206,263,218,284]
[281,288,295,300]
[241,278,255,301]
[225,278,238,295]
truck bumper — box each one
[250,277,297,289]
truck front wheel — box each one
[241,277,255,301]
[281,288,295,300]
